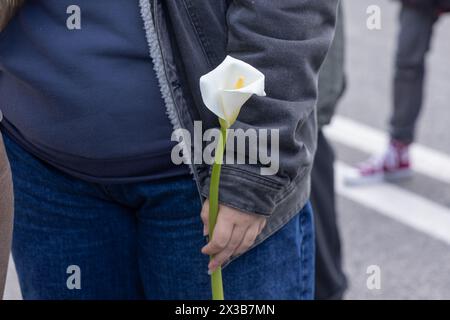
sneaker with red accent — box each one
[344,140,413,186]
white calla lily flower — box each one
[199,56,266,300]
[200,55,266,128]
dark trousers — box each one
[390,4,438,143]
[311,130,347,300]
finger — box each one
[208,225,247,272]
[201,200,209,236]
[233,223,260,256]
[258,219,267,234]
[201,213,234,256]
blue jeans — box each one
[3,132,315,300]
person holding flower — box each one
[0,0,338,299]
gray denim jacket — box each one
[0,0,339,258]
[139,0,338,255]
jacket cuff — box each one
[200,165,286,217]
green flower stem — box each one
[208,122,228,300]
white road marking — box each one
[325,116,450,185]
[336,162,450,246]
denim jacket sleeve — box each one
[201,0,339,216]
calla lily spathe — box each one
[200,55,266,128]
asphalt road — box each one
[4,0,450,300]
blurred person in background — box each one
[349,0,450,184]
[312,4,348,299]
